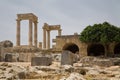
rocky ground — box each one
[0,57,120,80]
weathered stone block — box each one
[31,57,52,66]
[18,72,26,79]
[19,52,33,62]
[61,51,76,65]
[5,54,12,62]
[0,46,4,61]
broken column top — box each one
[43,23,61,30]
[17,13,38,22]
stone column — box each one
[58,29,62,36]
[47,30,50,49]
[43,28,46,49]
[16,19,21,46]
[29,20,33,46]
[39,42,42,49]
[34,22,37,47]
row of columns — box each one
[43,28,62,49]
[16,19,38,47]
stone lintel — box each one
[43,24,61,31]
[17,13,38,22]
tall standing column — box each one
[47,30,50,49]
[34,22,38,47]
[16,19,21,46]
[43,28,46,49]
[29,20,33,46]
[58,29,62,36]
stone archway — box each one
[87,44,105,56]
[62,43,79,53]
[114,43,120,57]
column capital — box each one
[34,21,38,23]
[16,19,21,21]
[29,19,33,22]
[59,29,62,31]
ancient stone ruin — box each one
[42,23,62,49]
[0,13,120,64]
[0,13,120,80]
[16,13,38,47]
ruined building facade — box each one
[0,13,120,62]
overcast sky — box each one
[0,0,120,46]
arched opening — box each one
[114,43,120,57]
[63,43,79,53]
[87,44,105,56]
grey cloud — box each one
[0,0,120,45]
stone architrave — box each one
[61,50,76,65]
[31,57,52,66]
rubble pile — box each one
[0,56,120,80]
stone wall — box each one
[55,34,118,57]
[55,35,88,57]
[19,52,34,62]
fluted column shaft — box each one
[29,20,33,46]
[43,28,46,49]
[34,22,37,47]
[16,19,20,46]
[58,29,62,36]
[47,30,50,49]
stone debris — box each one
[66,73,86,80]
[0,57,120,80]
[79,56,119,67]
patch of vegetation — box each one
[80,22,120,56]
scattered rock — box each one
[1,62,8,66]
[79,69,87,75]
[105,66,120,71]
[80,56,114,67]
[87,69,100,75]
[18,72,26,79]
[52,54,61,61]
[62,65,74,73]
[66,73,86,80]
[73,63,83,67]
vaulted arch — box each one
[62,43,79,53]
[114,43,120,57]
[87,44,105,56]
